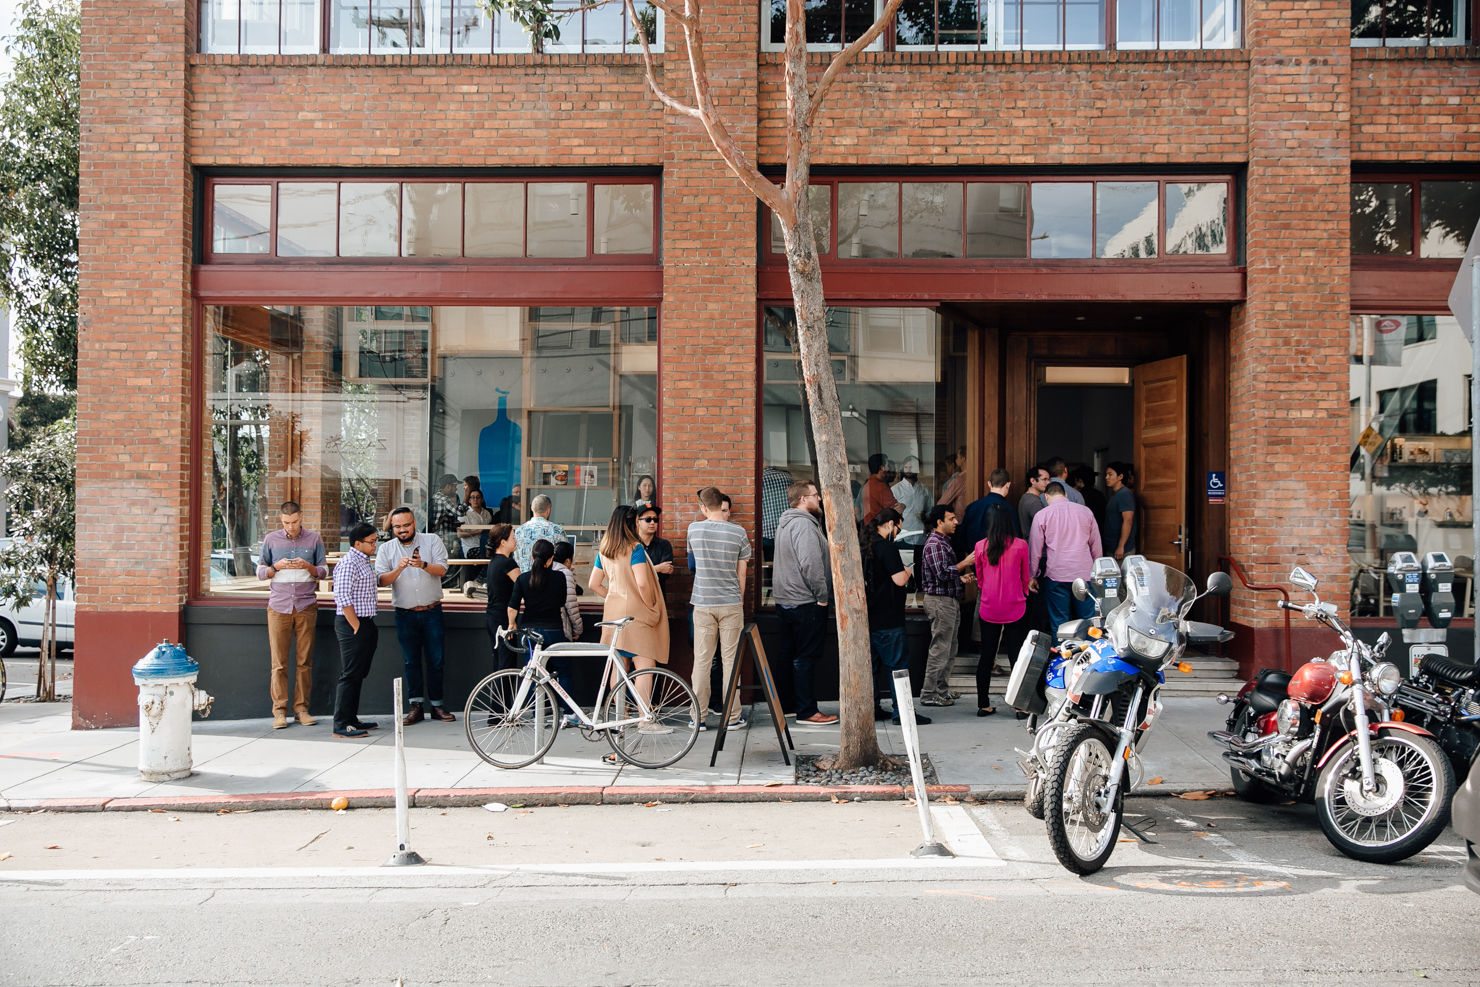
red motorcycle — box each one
[1209,566,1455,863]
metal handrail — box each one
[1217,555,1291,670]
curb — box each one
[2,784,976,813]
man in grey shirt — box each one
[1103,461,1138,561]
[376,507,454,725]
[772,480,837,725]
[1045,457,1085,507]
[1019,465,1050,539]
[686,486,752,729]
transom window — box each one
[1351,0,1469,46]
[200,0,662,54]
[1350,178,1480,258]
[766,178,1233,262]
[760,0,1240,50]
[207,179,658,261]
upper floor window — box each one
[201,0,662,54]
[766,177,1232,262]
[1352,0,1469,46]
[207,178,658,261]
[1351,179,1480,258]
[760,0,1240,51]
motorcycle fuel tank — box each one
[1288,660,1338,704]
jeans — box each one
[870,626,909,709]
[333,614,378,731]
[1045,580,1095,636]
[396,606,447,707]
[920,595,960,703]
[776,603,827,718]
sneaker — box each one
[873,707,891,721]
[725,716,748,730]
[638,721,675,735]
[688,718,708,731]
[892,712,932,725]
[562,714,582,728]
[919,698,955,707]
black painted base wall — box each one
[182,605,941,721]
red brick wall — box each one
[1351,48,1480,163]
[76,0,197,724]
[1226,1,1351,644]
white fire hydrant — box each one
[132,641,214,782]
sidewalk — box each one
[0,695,1238,811]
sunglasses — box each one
[639,516,660,523]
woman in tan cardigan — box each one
[589,505,670,707]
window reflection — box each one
[1096,182,1158,259]
[1165,182,1227,255]
[213,185,272,255]
[1419,181,1480,259]
[1349,314,1473,617]
[464,183,525,258]
[339,183,401,257]
[527,183,588,258]
[1030,183,1092,259]
[277,183,338,257]
[204,304,659,600]
[1352,182,1413,255]
[402,183,463,258]
[760,306,963,608]
[770,186,832,256]
[593,185,655,255]
[966,183,1028,258]
[838,183,900,259]
[902,183,963,258]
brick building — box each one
[73,0,1480,726]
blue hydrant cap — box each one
[132,640,199,682]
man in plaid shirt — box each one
[919,505,976,707]
[332,522,381,738]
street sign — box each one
[1447,216,1480,343]
[1206,470,1225,504]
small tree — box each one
[0,414,75,700]
[481,0,908,769]
[0,0,80,393]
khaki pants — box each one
[267,605,317,715]
[921,595,960,703]
[692,603,744,723]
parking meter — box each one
[1420,551,1455,628]
[1091,556,1121,606]
[1386,552,1424,629]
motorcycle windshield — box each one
[1121,556,1197,622]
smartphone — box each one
[411,546,422,567]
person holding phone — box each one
[376,506,453,725]
[331,523,381,738]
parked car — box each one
[1453,753,1480,895]
[0,576,75,657]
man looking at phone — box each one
[376,506,454,725]
[257,501,328,729]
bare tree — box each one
[481,0,907,769]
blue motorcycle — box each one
[1005,556,1232,874]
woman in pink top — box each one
[973,503,1032,717]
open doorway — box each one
[1035,367,1134,489]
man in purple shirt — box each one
[256,501,328,729]
[1028,481,1102,635]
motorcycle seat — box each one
[1423,655,1479,686]
[1256,668,1293,693]
[1248,687,1284,714]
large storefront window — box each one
[1349,314,1473,617]
[204,304,658,600]
[759,306,966,607]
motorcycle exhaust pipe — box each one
[1208,729,1276,755]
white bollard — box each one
[385,677,425,867]
[893,669,952,858]
[132,642,214,782]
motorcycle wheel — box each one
[1024,771,1046,820]
[1044,721,1124,875]
[1315,732,1455,864]
[1228,707,1281,804]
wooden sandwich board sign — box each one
[710,623,795,766]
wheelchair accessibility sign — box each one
[1207,471,1226,504]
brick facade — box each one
[75,0,1480,725]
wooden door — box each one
[1133,355,1188,572]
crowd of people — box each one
[256,454,1137,742]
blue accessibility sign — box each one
[1207,471,1226,504]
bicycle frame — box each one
[496,622,655,732]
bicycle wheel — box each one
[602,668,699,768]
[464,670,560,769]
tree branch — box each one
[623,0,702,118]
[806,0,907,127]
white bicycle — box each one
[464,617,700,769]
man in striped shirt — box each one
[332,523,381,738]
[686,487,752,729]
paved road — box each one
[1,797,1476,985]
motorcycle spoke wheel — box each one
[1316,733,1455,864]
[464,670,560,769]
[1044,721,1124,875]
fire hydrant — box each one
[132,641,214,782]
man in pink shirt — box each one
[1028,481,1102,634]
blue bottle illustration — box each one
[479,389,521,505]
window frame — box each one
[1351,172,1480,268]
[202,176,661,265]
[1350,0,1473,47]
[761,173,1238,269]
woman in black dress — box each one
[484,524,520,672]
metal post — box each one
[385,677,425,867]
[1472,259,1479,665]
[892,669,951,858]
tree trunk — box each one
[779,205,887,772]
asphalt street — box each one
[1,796,1477,986]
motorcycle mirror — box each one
[1205,571,1233,597]
[1071,578,1090,601]
[1376,631,1391,652]
[1289,566,1318,593]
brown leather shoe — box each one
[402,703,425,726]
[798,712,839,724]
[429,705,456,722]
[296,711,318,726]
[273,713,288,729]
